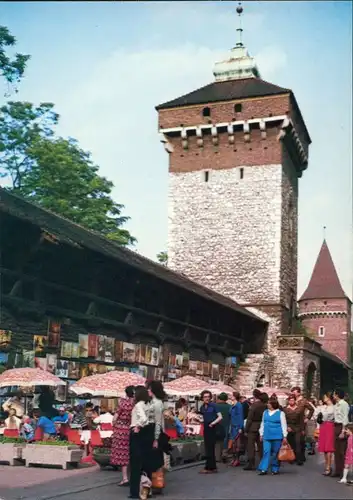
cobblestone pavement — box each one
[0,457,352,500]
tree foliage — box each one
[0,26,30,90]
[157,251,168,266]
[0,101,136,246]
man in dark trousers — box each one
[291,386,314,463]
[243,390,267,470]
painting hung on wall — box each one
[56,359,69,378]
[35,357,47,371]
[115,340,124,362]
[46,354,57,374]
[79,335,89,358]
[47,320,61,348]
[211,364,219,380]
[55,384,66,402]
[98,364,107,374]
[87,363,98,376]
[139,344,146,364]
[80,364,89,378]
[71,343,80,359]
[34,335,47,354]
[145,346,152,365]
[0,330,12,346]
[123,343,136,363]
[105,337,115,363]
[88,334,98,358]
[138,365,148,378]
[182,352,190,366]
[175,355,183,368]
[151,347,159,366]
[61,342,72,358]
[68,361,80,379]
[23,350,35,368]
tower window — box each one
[234,103,242,113]
[239,168,244,179]
[202,107,211,117]
[318,326,325,337]
[204,170,209,182]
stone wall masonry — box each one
[158,94,291,130]
[280,146,299,319]
[168,163,283,308]
[168,128,282,173]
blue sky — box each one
[1,1,352,298]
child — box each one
[338,423,353,484]
[20,415,34,441]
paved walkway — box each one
[0,457,352,500]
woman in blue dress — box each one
[258,396,288,475]
[229,391,244,466]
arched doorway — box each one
[306,362,317,398]
[256,374,265,388]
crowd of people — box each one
[1,382,353,497]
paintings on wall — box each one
[1,316,239,386]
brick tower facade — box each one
[298,240,352,364]
[156,14,312,390]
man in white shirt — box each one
[333,389,350,478]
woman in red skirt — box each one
[317,393,335,476]
[111,386,135,486]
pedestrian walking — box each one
[199,390,223,474]
[317,393,335,476]
[333,389,350,478]
[243,389,266,470]
[338,423,353,484]
[258,396,288,476]
[111,385,135,486]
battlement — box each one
[160,115,307,177]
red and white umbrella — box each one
[244,386,290,400]
[164,375,209,396]
[206,382,235,397]
[0,368,65,388]
[70,371,146,397]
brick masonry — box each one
[298,297,351,364]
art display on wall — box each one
[0,317,239,389]
[47,320,61,348]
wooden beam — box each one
[0,266,246,345]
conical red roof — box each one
[299,240,346,301]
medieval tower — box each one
[156,6,312,389]
[298,239,352,365]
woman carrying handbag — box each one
[258,396,288,475]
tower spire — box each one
[213,3,260,82]
[236,3,244,48]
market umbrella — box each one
[164,375,209,396]
[244,386,290,400]
[69,371,146,398]
[0,368,65,388]
[206,382,235,397]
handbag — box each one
[140,473,152,500]
[278,442,296,462]
[152,469,165,489]
[316,412,323,425]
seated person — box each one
[52,406,69,424]
[35,410,57,440]
[20,415,35,441]
[5,408,21,430]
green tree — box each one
[0,26,30,89]
[0,101,58,188]
[0,101,136,246]
[157,251,168,266]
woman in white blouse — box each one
[147,380,167,485]
[129,386,150,499]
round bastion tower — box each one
[156,7,312,392]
